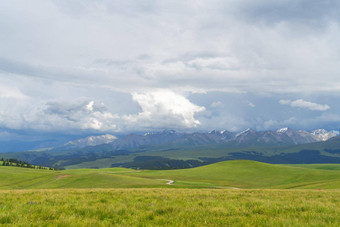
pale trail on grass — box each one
[166,180,174,185]
[99,171,141,174]
[158,179,174,185]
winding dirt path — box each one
[166,180,174,185]
[158,179,174,185]
[99,171,141,174]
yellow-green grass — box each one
[0,166,164,189]
[0,189,339,226]
[1,160,340,189]
[288,164,340,171]
[127,160,340,189]
[1,161,340,226]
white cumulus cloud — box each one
[124,90,205,129]
[279,99,330,111]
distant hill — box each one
[1,160,340,189]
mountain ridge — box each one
[85,128,339,151]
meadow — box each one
[0,189,339,226]
[1,160,340,189]
[1,160,340,226]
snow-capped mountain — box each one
[231,127,318,145]
[276,128,318,144]
[55,128,339,151]
[235,128,254,137]
[311,129,340,141]
[109,130,182,150]
[277,127,289,133]
[107,128,340,150]
[63,134,117,149]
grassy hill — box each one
[128,160,340,189]
[287,163,340,171]
[0,166,163,189]
[1,160,340,189]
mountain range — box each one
[56,128,339,151]
[1,128,340,170]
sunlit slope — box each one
[0,166,59,189]
[128,160,340,189]
[1,160,340,189]
[288,164,340,171]
[0,167,162,189]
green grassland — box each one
[1,160,340,189]
[0,189,339,226]
[288,163,340,171]
[127,160,340,189]
[1,160,340,226]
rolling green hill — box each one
[287,163,340,171]
[1,160,340,189]
[127,160,340,189]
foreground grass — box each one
[0,189,339,226]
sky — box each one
[1,0,340,140]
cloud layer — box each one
[0,0,340,135]
[279,99,330,111]
[0,90,205,133]
[1,0,340,93]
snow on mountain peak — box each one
[209,130,227,134]
[236,128,253,137]
[64,134,117,148]
[277,127,289,133]
[311,129,339,141]
[331,130,340,136]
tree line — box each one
[0,158,56,170]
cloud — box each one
[247,101,255,108]
[262,117,297,129]
[279,99,330,111]
[186,57,241,71]
[211,101,223,108]
[0,99,119,132]
[0,90,205,133]
[0,85,27,100]
[1,0,340,95]
[124,90,205,129]
[237,0,340,26]
[41,100,120,131]
[0,0,340,134]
